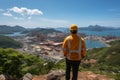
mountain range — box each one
[79,25,120,31]
[0,25,120,34]
[55,25,120,32]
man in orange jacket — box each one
[62,24,86,80]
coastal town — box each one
[13,31,120,63]
[1,25,120,63]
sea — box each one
[79,30,120,49]
[78,30,120,37]
[1,29,120,49]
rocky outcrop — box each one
[0,74,6,80]
[23,73,33,80]
[0,73,33,80]
[46,70,65,80]
[0,71,114,80]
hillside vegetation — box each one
[0,35,23,48]
[80,40,120,79]
[0,48,55,79]
[0,40,120,79]
[85,40,120,66]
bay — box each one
[56,28,120,49]
[1,30,120,49]
[85,40,106,49]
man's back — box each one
[66,34,80,60]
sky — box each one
[0,0,120,28]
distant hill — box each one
[0,25,26,34]
[22,28,62,36]
[55,25,120,32]
[79,25,120,31]
[0,35,23,48]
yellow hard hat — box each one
[70,24,78,30]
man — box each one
[62,24,86,80]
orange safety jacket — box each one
[62,34,86,61]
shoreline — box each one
[85,35,120,48]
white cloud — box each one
[9,7,43,15]
[3,13,12,17]
[0,7,70,28]
[1,6,43,20]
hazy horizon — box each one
[1,24,120,29]
[0,0,120,28]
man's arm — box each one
[81,38,86,58]
[62,38,68,57]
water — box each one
[56,28,120,37]
[78,30,120,37]
[85,40,106,49]
[2,32,27,37]
[56,28,120,49]
[3,29,120,37]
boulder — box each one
[23,73,33,80]
[0,74,6,80]
[47,70,65,80]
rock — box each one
[23,73,33,80]
[47,70,65,80]
[112,52,116,55]
[0,74,6,80]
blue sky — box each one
[0,0,120,28]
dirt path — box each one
[32,71,114,80]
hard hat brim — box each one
[70,29,77,30]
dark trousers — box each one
[65,58,81,80]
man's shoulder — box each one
[63,36,70,41]
[65,35,70,40]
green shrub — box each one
[0,48,55,79]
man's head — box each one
[70,24,78,34]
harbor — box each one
[12,31,120,62]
